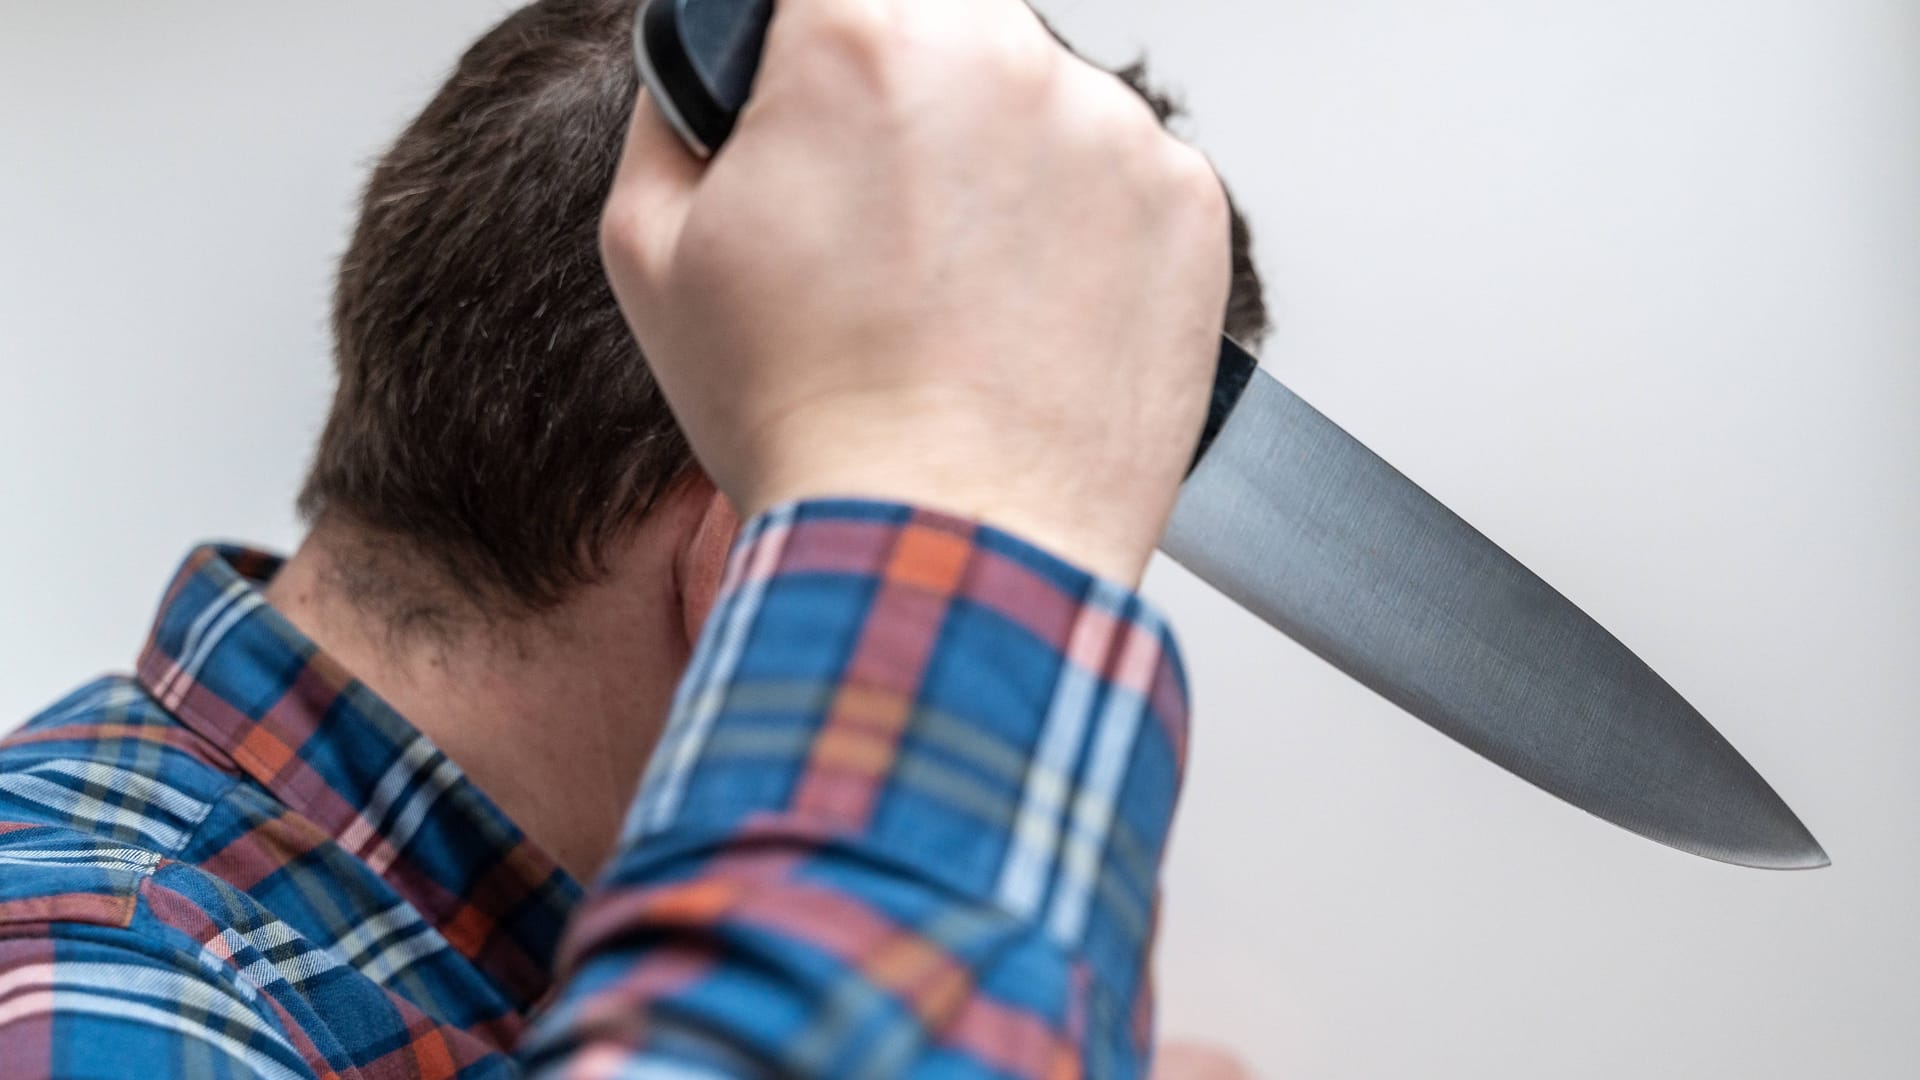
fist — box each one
[599,0,1230,585]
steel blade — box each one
[1163,362,1828,869]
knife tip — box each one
[1723,829,1830,871]
[1696,843,1829,871]
[1772,848,1831,871]
[1656,799,1830,870]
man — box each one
[0,0,1264,1076]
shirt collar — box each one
[135,544,581,1012]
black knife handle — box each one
[634,0,770,155]
[633,0,1256,470]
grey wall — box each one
[3,3,1916,1077]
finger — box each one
[602,89,706,285]
[1152,1041,1258,1080]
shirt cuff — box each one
[622,497,1190,1026]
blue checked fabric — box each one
[0,499,1190,1079]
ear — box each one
[671,470,741,649]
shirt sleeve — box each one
[521,499,1192,1080]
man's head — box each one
[299,0,1270,622]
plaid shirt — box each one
[0,499,1189,1079]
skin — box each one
[264,473,739,883]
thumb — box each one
[600,89,706,291]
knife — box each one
[632,0,1828,870]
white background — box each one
[2,2,1915,1077]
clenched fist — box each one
[599,0,1230,585]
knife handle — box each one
[632,0,1256,470]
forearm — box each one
[521,499,1190,1079]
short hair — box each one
[299,0,1271,616]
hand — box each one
[1154,1041,1259,1080]
[599,0,1230,585]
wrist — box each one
[738,477,1158,589]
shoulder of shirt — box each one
[0,675,250,919]
[0,815,325,1006]
[0,822,316,1079]
[0,680,321,1009]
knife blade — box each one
[1166,359,1826,869]
[631,0,1828,869]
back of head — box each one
[303,0,672,617]
[300,0,1269,621]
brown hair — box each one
[300,0,1270,616]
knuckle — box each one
[902,3,1057,93]
[1167,142,1227,212]
[805,0,888,45]
[1061,66,1153,148]
[598,192,664,287]
[597,194,643,266]
[1107,78,1174,152]
[801,0,893,79]
[984,11,1060,86]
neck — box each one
[263,514,699,882]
